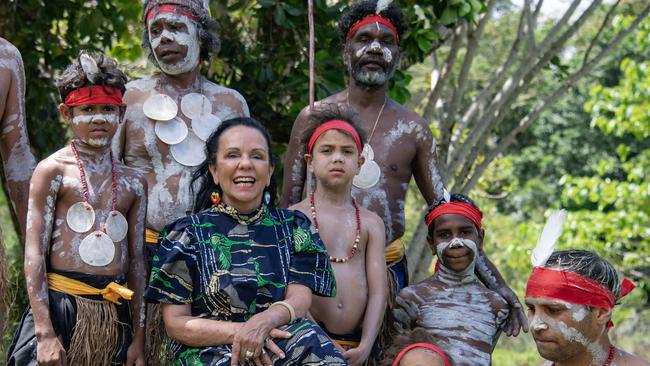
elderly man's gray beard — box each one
[347,56,397,87]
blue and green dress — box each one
[145,203,348,365]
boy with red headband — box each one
[381,328,451,366]
[392,193,509,366]
[525,249,648,366]
[7,52,147,366]
[290,106,387,366]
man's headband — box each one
[391,343,451,366]
[307,120,362,155]
[345,14,399,43]
[526,267,636,327]
[64,86,124,108]
[146,4,199,25]
[425,201,483,230]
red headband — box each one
[64,86,124,107]
[307,120,362,155]
[526,267,636,327]
[392,343,451,366]
[345,14,399,43]
[425,201,483,230]
[146,5,199,24]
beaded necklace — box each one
[309,191,360,263]
[551,346,616,366]
[212,201,267,225]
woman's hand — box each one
[36,335,67,366]
[230,315,291,366]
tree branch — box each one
[582,0,621,68]
[421,24,466,121]
[459,4,650,193]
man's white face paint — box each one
[72,114,119,125]
[436,237,478,264]
[149,13,200,75]
[530,315,549,331]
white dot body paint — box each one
[72,113,119,125]
[355,45,368,58]
[148,13,200,76]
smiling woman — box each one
[144,117,348,366]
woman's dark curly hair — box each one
[338,0,408,46]
[300,103,368,152]
[191,117,277,213]
[141,1,221,66]
[55,51,127,102]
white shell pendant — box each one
[105,211,128,242]
[180,93,211,120]
[361,144,375,161]
[353,160,381,189]
[79,230,115,267]
[192,114,222,141]
[155,118,188,145]
[171,131,207,166]
[66,202,95,233]
[143,94,178,121]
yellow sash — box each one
[47,273,133,305]
[385,238,404,265]
[333,338,360,350]
[145,228,159,244]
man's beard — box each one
[349,59,397,88]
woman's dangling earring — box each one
[211,191,221,206]
[264,191,271,206]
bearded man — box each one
[114,1,249,362]
[526,249,649,366]
[280,0,527,336]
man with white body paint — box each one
[115,0,249,246]
[525,249,649,366]
[7,52,146,366]
[393,193,509,365]
[281,0,527,336]
[0,37,37,238]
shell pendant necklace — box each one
[142,75,222,166]
[66,141,127,266]
[347,91,386,189]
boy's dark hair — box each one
[424,193,480,232]
[55,51,127,101]
[191,117,276,213]
[300,103,368,151]
[338,0,408,45]
[544,249,621,299]
[380,327,453,366]
[141,0,220,66]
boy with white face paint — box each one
[7,51,147,366]
[392,193,509,366]
[525,249,649,366]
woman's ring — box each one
[245,350,254,358]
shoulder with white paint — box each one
[125,76,157,92]
[202,78,249,115]
[33,151,66,184]
[360,206,385,234]
[616,349,650,365]
[115,161,147,190]
[0,38,22,60]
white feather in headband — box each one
[79,53,100,84]
[531,209,567,267]
[376,0,392,14]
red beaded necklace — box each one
[70,140,118,226]
[551,346,616,366]
[309,191,360,263]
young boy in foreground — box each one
[393,194,509,366]
[291,106,387,366]
[7,52,147,366]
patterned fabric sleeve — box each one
[288,210,336,298]
[145,216,197,304]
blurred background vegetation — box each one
[0,0,648,364]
